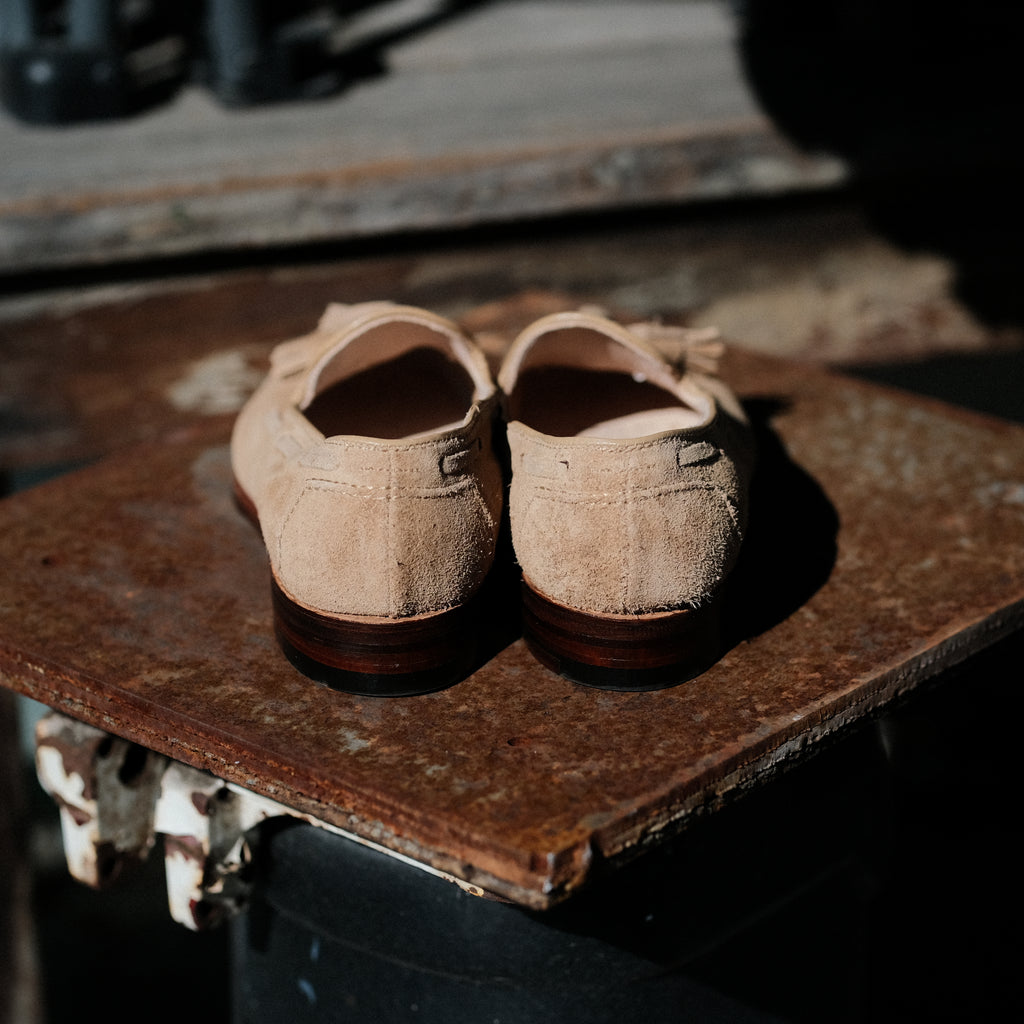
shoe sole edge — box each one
[520,578,722,691]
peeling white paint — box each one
[336,728,371,754]
[166,350,262,415]
[35,710,491,931]
[35,744,98,883]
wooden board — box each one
[0,1,845,272]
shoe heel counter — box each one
[276,468,499,619]
[512,479,742,614]
[274,479,393,617]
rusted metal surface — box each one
[2,338,1022,908]
[0,269,380,472]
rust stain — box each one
[52,796,93,828]
[191,792,214,816]
[164,835,206,864]
[35,724,111,803]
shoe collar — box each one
[267,302,496,412]
[498,308,722,429]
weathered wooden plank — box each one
[0,2,845,271]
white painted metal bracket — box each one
[34,711,486,930]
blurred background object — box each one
[0,0,374,123]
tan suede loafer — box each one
[231,302,503,695]
[498,309,754,690]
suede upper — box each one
[499,310,754,616]
[230,303,503,620]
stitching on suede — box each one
[522,483,742,529]
[524,480,724,502]
[522,437,696,457]
[304,478,476,498]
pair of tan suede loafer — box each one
[230,302,754,696]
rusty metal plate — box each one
[1,347,1022,908]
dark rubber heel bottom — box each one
[521,580,723,691]
[275,627,475,697]
[272,576,478,697]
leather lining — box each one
[510,365,703,438]
[305,346,474,439]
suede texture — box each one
[500,310,754,616]
[230,303,502,620]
